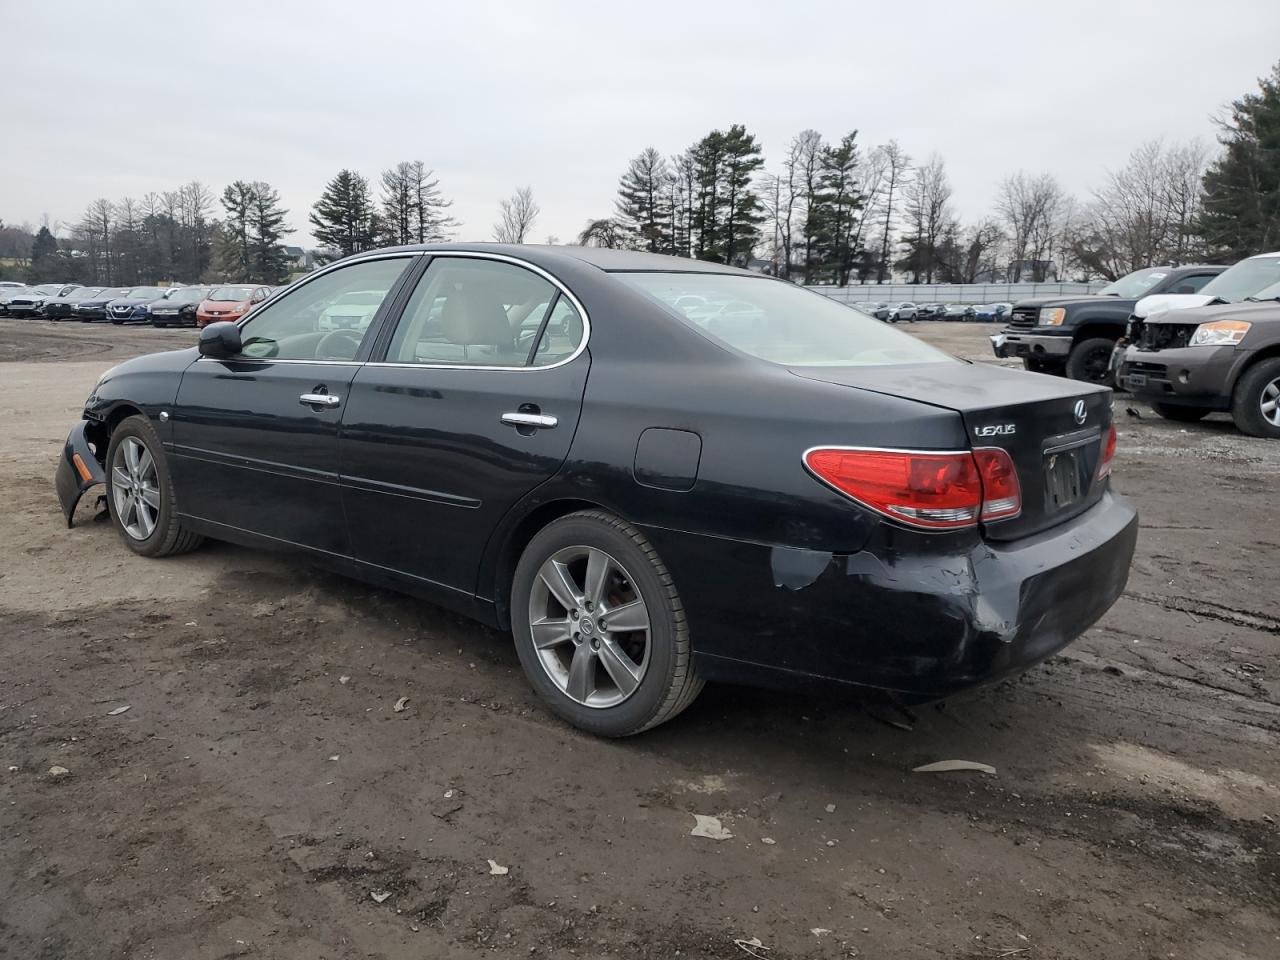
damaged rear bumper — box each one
[54,420,107,527]
[641,491,1138,701]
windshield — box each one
[167,287,207,303]
[99,288,131,299]
[33,284,62,295]
[616,273,955,367]
[127,287,164,299]
[1199,256,1280,303]
[1098,268,1171,298]
[209,286,255,301]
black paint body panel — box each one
[56,243,1139,703]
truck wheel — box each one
[1230,357,1280,439]
[1023,357,1063,375]
[1065,337,1117,387]
[1150,402,1208,423]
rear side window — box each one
[617,272,954,367]
[385,257,583,367]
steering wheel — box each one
[315,328,362,360]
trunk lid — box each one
[789,362,1113,540]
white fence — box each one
[810,282,1108,305]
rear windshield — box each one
[1199,255,1280,303]
[1098,268,1169,298]
[616,273,955,367]
[210,286,255,301]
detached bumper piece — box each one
[990,332,1072,361]
[55,420,107,527]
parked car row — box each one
[850,300,1012,323]
[0,281,277,327]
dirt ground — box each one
[1,318,1277,960]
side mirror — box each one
[198,321,242,358]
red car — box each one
[195,285,272,328]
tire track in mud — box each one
[1124,590,1280,635]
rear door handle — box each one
[501,412,558,429]
[300,393,341,408]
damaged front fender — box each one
[54,420,107,528]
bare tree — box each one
[898,153,954,283]
[1071,140,1210,279]
[493,186,540,244]
[996,172,1066,281]
[871,141,910,283]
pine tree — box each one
[29,226,58,280]
[1196,61,1280,260]
[219,181,256,279]
[813,132,866,285]
[309,169,378,261]
[690,131,726,260]
[717,124,765,266]
[406,161,456,243]
[248,181,291,283]
[615,148,672,252]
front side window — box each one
[386,257,583,367]
[236,257,411,361]
[617,272,954,367]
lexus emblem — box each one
[1073,400,1087,425]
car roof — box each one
[366,243,759,276]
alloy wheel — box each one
[111,436,161,541]
[528,546,651,709]
[1260,376,1280,428]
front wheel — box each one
[1065,337,1118,387]
[1231,357,1280,439]
[105,415,205,557]
[1023,357,1064,375]
[511,510,703,737]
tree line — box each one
[5,61,1277,287]
[577,61,1279,283]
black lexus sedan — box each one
[55,245,1137,737]
[147,286,212,327]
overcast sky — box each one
[4,1,1279,248]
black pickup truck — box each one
[990,265,1225,384]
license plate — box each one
[1126,373,1147,388]
[1045,449,1085,510]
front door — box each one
[168,255,417,555]
[339,254,590,595]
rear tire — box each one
[105,415,204,558]
[1150,402,1209,423]
[1065,337,1117,387]
[1230,357,1280,439]
[511,510,703,737]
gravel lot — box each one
[1,318,1277,960]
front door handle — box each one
[501,411,558,429]
[300,392,341,408]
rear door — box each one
[339,253,590,596]
[168,255,417,554]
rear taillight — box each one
[804,446,1022,531]
[1097,423,1117,480]
[972,447,1021,521]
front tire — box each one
[1231,357,1280,439]
[1065,337,1118,387]
[105,415,204,557]
[1150,401,1209,423]
[1022,357,1063,375]
[511,510,703,737]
